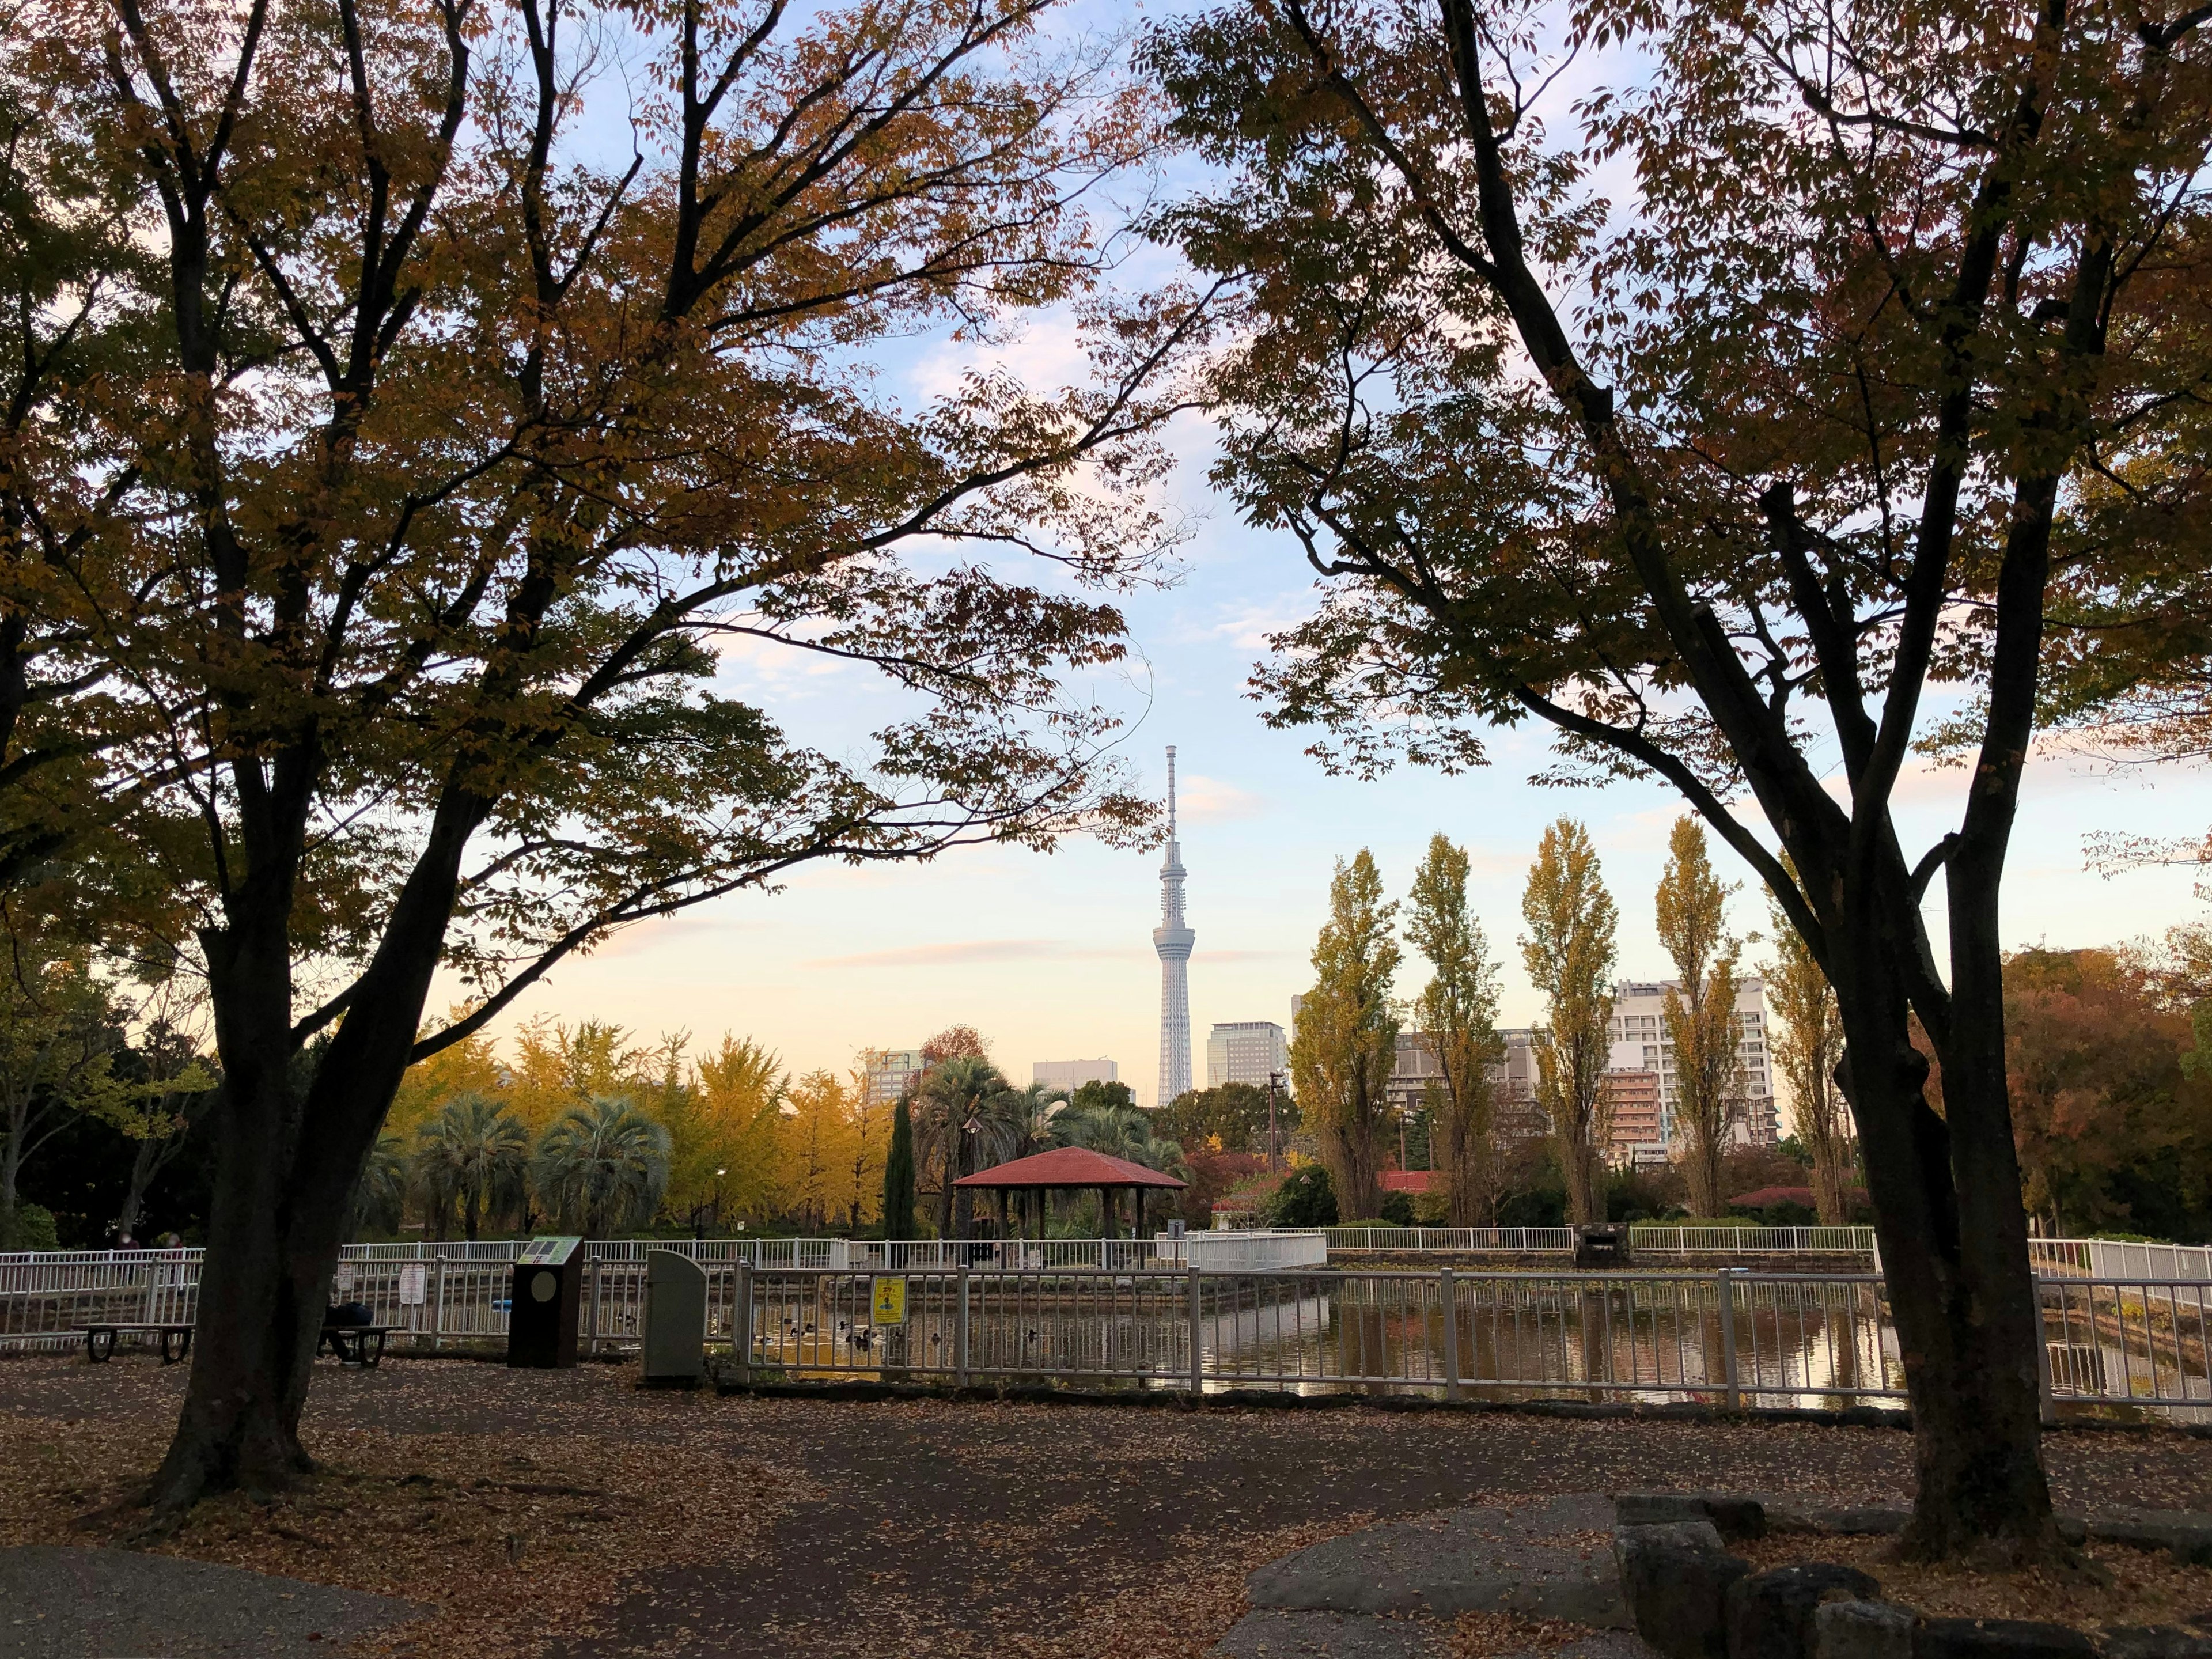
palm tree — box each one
[413,1093,530,1241]
[349,1135,408,1237]
[1054,1103,1188,1178]
[531,1097,672,1236]
[992,1081,1065,1160]
[915,1055,1008,1236]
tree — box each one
[843,1071,888,1232]
[1655,819,1745,1218]
[411,1094,529,1242]
[43,0,1200,1513]
[348,1137,407,1239]
[1519,821,1616,1226]
[914,1055,1010,1237]
[2005,949,2212,1239]
[781,1070,858,1233]
[668,1037,786,1227]
[1052,1100,1185,1174]
[106,1017,218,1246]
[1267,1164,1336,1228]
[1404,833,1504,1225]
[922,1027,994,1067]
[881,1100,919,1243]
[531,1099,672,1237]
[1070,1078,1135,1113]
[1143,0,2212,1558]
[1768,891,1855,1226]
[1289,850,1400,1220]
[0,917,127,1247]
[1159,1082,1272,1153]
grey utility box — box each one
[641,1248,707,1385]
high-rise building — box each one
[1033,1058,1116,1093]
[1153,746,1194,1109]
[1206,1021,1287,1090]
[1602,1069,1666,1165]
[1382,1028,1550,1142]
[861,1048,926,1106]
[1606,979,1778,1147]
[1385,1031,1441,1118]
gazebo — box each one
[952,1145,1186,1241]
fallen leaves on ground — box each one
[1736,1531,2212,1627]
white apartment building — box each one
[1207,1021,1289,1090]
[1032,1057,1117,1093]
[1606,979,1778,1148]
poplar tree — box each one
[1405,834,1503,1226]
[1768,896,1855,1226]
[1520,820,1616,1225]
[1654,819,1744,1219]
[1290,850,1400,1220]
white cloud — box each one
[805,938,1142,969]
[1178,772,1264,822]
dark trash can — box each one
[507,1237,585,1368]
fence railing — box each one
[1628,1225,1878,1256]
[1323,1227,1576,1253]
[9,1248,2212,1417]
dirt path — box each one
[3,1354,2208,1658]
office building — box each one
[1033,1058,1116,1093]
[1602,1069,1666,1165]
[861,1048,926,1106]
[1207,1021,1287,1090]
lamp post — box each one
[1266,1070,1283,1177]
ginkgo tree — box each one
[26,0,1205,1514]
[1147,0,2212,1560]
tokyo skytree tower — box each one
[1153,746,1195,1108]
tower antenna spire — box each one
[1153,745,1194,1107]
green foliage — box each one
[1052,1103,1187,1176]
[412,1094,529,1243]
[1406,833,1503,1226]
[1070,1080,1136,1113]
[1521,820,1618,1225]
[882,1101,918,1243]
[1267,1164,1337,1228]
[531,1099,673,1237]
[1378,1191,1415,1226]
[1157,1082,1274,1153]
[348,1138,407,1239]
[1290,850,1400,1220]
[0,1202,56,1249]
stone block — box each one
[1814,1601,1916,1659]
[2087,1515,2212,1568]
[1616,1522,1750,1659]
[1618,1494,1769,1540]
[1914,1619,2096,1659]
[1725,1565,1883,1659]
[2098,1630,2212,1659]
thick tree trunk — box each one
[1827,880,2059,1562]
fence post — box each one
[2032,1275,2056,1426]
[1440,1267,1461,1403]
[1187,1266,1205,1396]
[734,1262,752,1384]
[588,1256,601,1357]
[433,1263,445,1352]
[956,1264,971,1389]
[1718,1271,1741,1411]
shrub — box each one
[1268,1164,1338,1227]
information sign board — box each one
[870,1277,907,1327]
[399,1264,427,1305]
[517,1236,583,1266]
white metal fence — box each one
[9,1241,2210,1416]
[1319,1225,1878,1255]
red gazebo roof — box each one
[953,1146,1187,1191]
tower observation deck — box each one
[1153,746,1195,1108]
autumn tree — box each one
[1518,820,1616,1225]
[1767,890,1855,1225]
[1404,833,1504,1226]
[0,915,126,1245]
[1289,850,1400,1219]
[31,0,1199,1513]
[781,1070,858,1233]
[1159,1081,1272,1153]
[882,1099,918,1241]
[1146,0,2212,1558]
[1655,819,1744,1218]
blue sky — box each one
[433,2,2212,1113]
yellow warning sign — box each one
[870,1276,907,1326]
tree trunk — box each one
[116,1132,169,1243]
[1828,888,2059,1562]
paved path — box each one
[1215,1494,1660,1658]
[0,1544,419,1658]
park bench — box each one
[319,1304,398,1368]
[77,1323,195,1365]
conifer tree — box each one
[1520,820,1616,1225]
[1655,820,1744,1218]
[1405,834,1504,1226]
[881,1100,918,1244]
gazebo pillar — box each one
[1134,1187,1146,1240]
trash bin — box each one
[641,1249,707,1385]
[507,1236,585,1368]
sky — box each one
[427,2,2212,1116]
